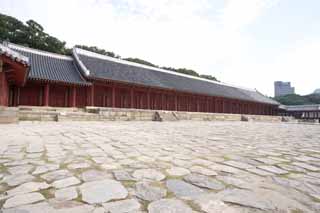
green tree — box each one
[75,45,120,58]
[123,58,157,67]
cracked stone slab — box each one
[102,199,141,213]
[258,165,288,175]
[292,162,319,172]
[223,161,254,170]
[55,187,78,201]
[79,179,128,204]
[7,165,34,175]
[5,182,51,197]
[52,176,81,189]
[41,170,73,182]
[32,164,60,175]
[190,166,217,176]
[183,173,225,190]
[3,192,45,209]
[2,174,35,186]
[166,179,204,198]
[81,169,111,182]
[132,169,165,181]
[135,181,167,201]
[166,167,190,176]
[148,199,193,213]
[113,170,136,181]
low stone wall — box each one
[0,106,294,123]
[0,107,18,124]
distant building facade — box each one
[274,81,295,97]
[314,89,320,94]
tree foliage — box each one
[0,12,219,81]
[274,94,320,105]
[124,58,157,67]
[75,45,120,58]
[0,13,67,54]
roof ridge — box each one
[73,47,257,92]
[8,42,73,61]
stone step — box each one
[0,107,18,124]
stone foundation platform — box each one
[0,106,295,123]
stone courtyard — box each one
[0,121,319,212]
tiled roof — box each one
[0,43,29,66]
[8,43,90,86]
[73,48,278,105]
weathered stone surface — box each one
[80,179,128,204]
[135,181,167,201]
[183,174,225,190]
[292,162,319,172]
[67,162,91,170]
[3,174,35,186]
[33,164,60,175]
[223,161,253,170]
[1,120,320,211]
[102,199,141,213]
[258,165,288,175]
[166,167,190,176]
[52,176,81,189]
[166,179,204,197]
[132,169,165,181]
[113,170,136,181]
[3,192,45,208]
[193,198,243,213]
[55,187,78,201]
[80,169,110,182]
[190,166,217,176]
[6,182,51,196]
[41,170,73,182]
[148,199,193,213]
[26,143,44,153]
[7,165,34,175]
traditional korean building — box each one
[0,42,279,115]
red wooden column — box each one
[112,85,116,108]
[90,86,95,106]
[147,89,151,109]
[174,93,178,111]
[70,86,77,107]
[0,71,8,106]
[43,84,50,106]
[196,97,200,112]
[130,87,134,108]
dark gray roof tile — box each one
[74,48,278,105]
[8,43,90,86]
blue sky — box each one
[1,0,319,96]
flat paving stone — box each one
[258,165,289,175]
[135,181,167,201]
[148,199,193,213]
[183,173,225,190]
[41,170,73,182]
[5,182,51,196]
[81,169,110,182]
[166,179,204,198]
[2,174,35,187]
[3,192,45,209]
[132,169,165,181]
[55,187,78,201]
[0,121,319,212]
[52,176,81,189]
[79,179,128,204]
[102,199,141,213]
[166,167,190,176]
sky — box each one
[1,0,319,96]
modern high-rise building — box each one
[274,81,295,97]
